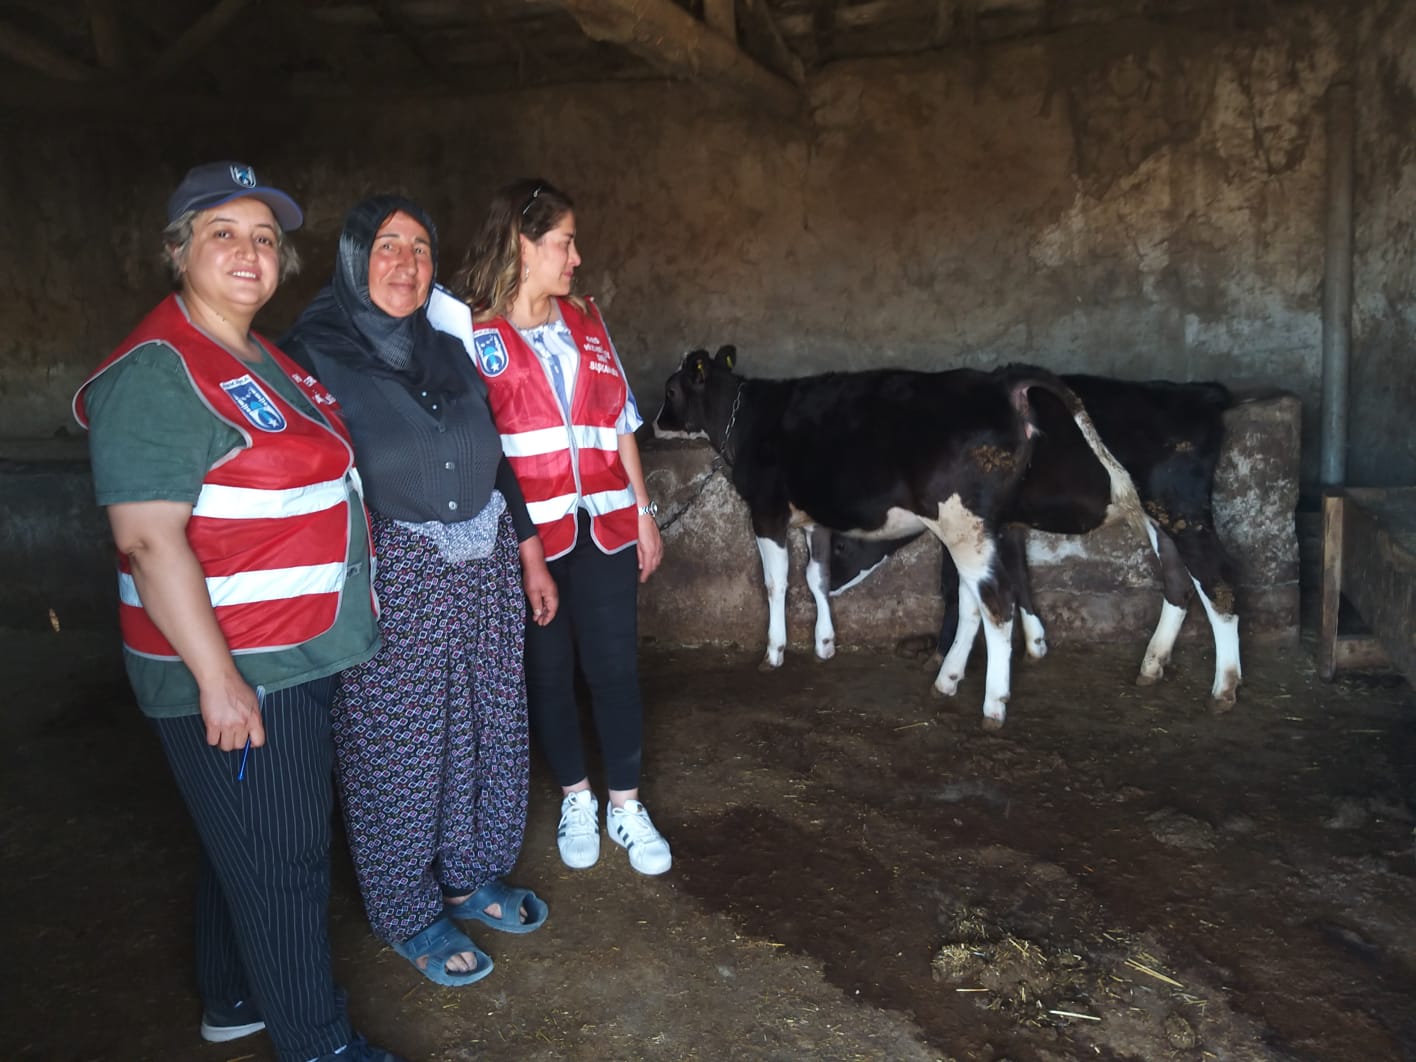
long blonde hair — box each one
[453,178,589,322]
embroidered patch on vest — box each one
[473,330,510,377]
[220,374,287,432]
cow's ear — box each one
[687,350,711,381]
[714,344,737,372]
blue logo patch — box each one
[230,164,257,188]
[473,331,510,377]
[220,375,287,432]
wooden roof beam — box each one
[738,0,806,84]
[0,19,97,81]
[703,0,736,40]
[85,0,126,72]
[152,0,252,79]
[558,0,801,119]
[372,0,446,78]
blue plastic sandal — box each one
[391,917,493,987]
[445,879,549,934]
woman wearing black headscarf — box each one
[282,196,555,988]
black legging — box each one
[525,511,643,792]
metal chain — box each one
[715,384,744,469]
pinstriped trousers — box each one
[153,677,353,1062]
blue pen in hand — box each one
[237,684,265,781]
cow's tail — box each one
[1006,366,1150,540]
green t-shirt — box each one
[83,338,380,718]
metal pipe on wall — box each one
[1319,81,1355,487]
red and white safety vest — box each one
[470,298,638,561]
[74,294,372,660]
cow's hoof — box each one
[1210,687,1239,713]
[1026,639,1048,661]
[815,640,836,661]
[981,715,1005,731]
[933,676,961,698]
[758,652,783,672]
[1135,670,1162,687]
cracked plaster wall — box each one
[1,0,1411,491]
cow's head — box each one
[652,344,738,441]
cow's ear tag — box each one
[715,344,736,372]
[690,353,709,381]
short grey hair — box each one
[162,207,302,291]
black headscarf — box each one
[282,194,467,398]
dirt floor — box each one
[3,624,1415,1062]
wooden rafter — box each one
[558,0,801,118]
[152,0,252,79]
[372,0,445,77]
[85,0,125,72]
[738,0,806,84]
[0,18,96,81]
[703,0,736,40]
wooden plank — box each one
[558,0,801,118]
[1340,491,1416,681]
[85,0,125,72]
[1333,635,1392,671]
[703,0,736,40]
[372,0,445,77]
[152,0,252,79]
[0,19,96,81]
[1318,491,1344,681]
[738,0,806,84]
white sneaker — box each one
[607,799,672,875]
[557,790,601,869]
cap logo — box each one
[230,164,257,189]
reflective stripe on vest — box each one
[119,562,348,609]
[191,476,350,519]
[498,422,619,460]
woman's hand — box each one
[199,672,266,751]
[519,535,559,625]
[615,432,663,583]
[636,512,663,583]
[107,500,265,750]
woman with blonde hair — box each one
[450,178,671,876]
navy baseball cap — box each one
[167,161,304,231]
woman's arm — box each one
[617,431,663,583]
[106,500,265,751]
[518,533,558,626]
[496,456,558,625]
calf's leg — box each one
[803,526,837,660]
[755,534,790,670]
[928,498,1016,728]
[1172,525,1242,706]
[934,581,980,696]
[1194,577,1241,706]
[1138,523,1192,685]
[1000,526,1046,660]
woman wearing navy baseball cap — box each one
[73,161,403,1062]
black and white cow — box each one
[824,374,1242,706]
[653,346,1148,728]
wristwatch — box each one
[638,501,659,517]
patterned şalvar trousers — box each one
[332,511,529,945]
